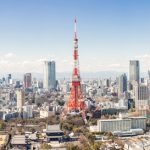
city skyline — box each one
[1,0,150,74]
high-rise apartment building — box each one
[24,73,32,88]
[8,74,12,84]
[118,73,127,97]
[134,83,150,116]
[134,83,149,101]
[16,89,25,112]
[129,60,140,89]
[43,61,56,90]
[148,70,150,80]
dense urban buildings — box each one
[0,11,150,150]
[0,54,149,149]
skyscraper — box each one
[129,60,140,89]
[134,83,150,116]
[118,73,127,97]
[148,70,150,80]
[43,61,56,90]
[24,73,32,88]
[7,74,12,84]
[16,89,25,112]
[134,84,149,101]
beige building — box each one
[0,135,9,148]
[16,89,25,111]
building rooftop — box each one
[46,124,63,133]
[128,116,147,119]
[98,118,131,122]
[0,135,8,146]
[11,135,26,145]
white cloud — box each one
[134,54,150,72]
[108,63,121,67]
[0,52,149,75]
[4,53,16,59]
[135,54,150,59]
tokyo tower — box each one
[66,19,86,112]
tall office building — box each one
[148,70,150,80]
[7,74,12,84]
[43,61,56,90]
[134,83,150,116]
[24,73,32,88]
[118,73,127,97]
[129,60,140,85]
[16,89,25,112]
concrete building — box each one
[24,73,32,88]
[81,83,87,96]
[134,83,150,116]
[118,73,127,98]
[129,60,140,89]
[97,118,131,132]
[124,137,150,150]
[103,79,110,88]
[7,74,12,85]
[16,89,25,112]
[45,124,64,142]
[3,112,19,121]
[23,105,33,119]
[40,110,54,118]
[129,117,146,130]
[0,135,9,149]
[11,135,31,149]
[43,61,56,90]
[97,117,146,132]
[137,84,149,100]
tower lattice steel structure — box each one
[66,19,86,112]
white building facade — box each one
[43,61,56,90]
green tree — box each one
[73,127,82,133]
[40,143,52,149]
[87,133,95,144]
[66,143,81,150]
[93,142,103,150]
[0,121,6,130]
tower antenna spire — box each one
[74,18,77,39]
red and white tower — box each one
[66,19,86,112]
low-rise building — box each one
[45,124,64,142]
[124,137,150,150]
[97,116,146,132]
[23,105,33,119]
[89,126,98,132]
[40,110,54,118]
[129,117,146,130]
[0,134,9,148]
[97,118,131,132]
[11,135,31,149]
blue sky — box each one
[0,0,150,74]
